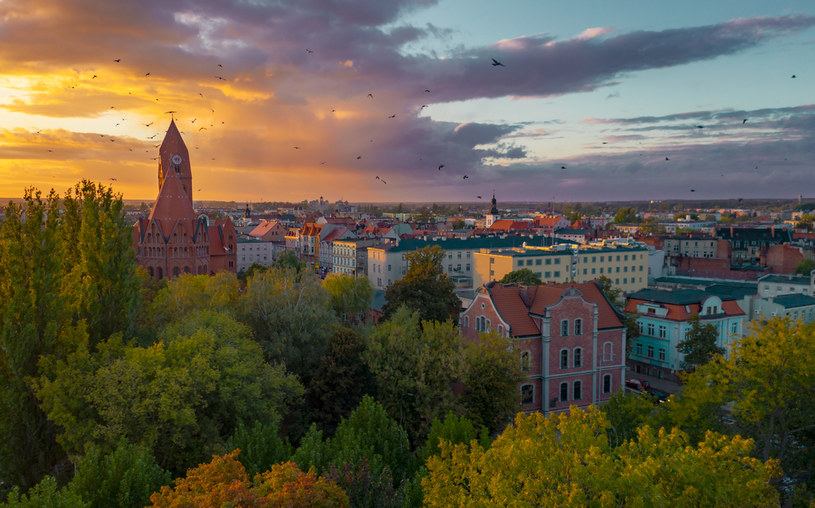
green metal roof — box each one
[628,288,739,305]
[772,293,815,309]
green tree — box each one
[0,189,74,491]
[59,181,141,346]
[323,273,374,323]
[461,333,523,435]
[307,327,374,435]
[416,412,489,467]
[597,275,622,304]
[226,421,292,478]
[423,408,780,507]
[498,268,542,286]
[794,259,815,275]
[613,207,639,224]
[272,249,306,272]
[364,307,464,444]
[240,266,337,382]
[2,475,87,508]
[601,390,658,447]
[677,314,724,373]
[796,214,815,231]
[64,440,170,508]
[673,317,815,488]
[35,311,303,474]
[147,273,240,330]
[382,245,460,323]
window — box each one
[466,263,470,271]
[463,316,469,328]
[546,259,552,265]
[603,342,613,362]
[497,324,503,335]
[647,345,654,358]
[561,320,569,337]
[574,318,582,335]
[636,342,643,356]
[659,348,666,361]
[388,264,391,271]
[603,374,612,394]
[555,258,561,265]
[554,271,561,277]
[658,325,667,338]
[731,322,738,334]
[560,349,569,369]
[573,380,582,400]
[521,384,534,404]
[485,319,491,332]
[520,351,531,371]
[448,264,452,272]
[535,259,542,265]
[647,323,655,335]
[560,382,568,402]
[545,271,551,278]
[573,347,582,367]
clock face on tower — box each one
[171,154,182,165]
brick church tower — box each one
[133,120,236,280]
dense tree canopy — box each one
[498,268,542,286]
[323,273,374,324]
[364,308,464,444]
[382,245,460,323]
[423,408,779,507]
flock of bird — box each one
[38,54,801,198]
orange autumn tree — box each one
[150,450,348,507]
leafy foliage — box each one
[227,421,292,478]
[364,308,464,444]
[34,311,303,474]
[323,273,374,323]
[240,266,337,382]
[613,206,639,224]
[147,272,240,330]
[64,440,170,508]
[597,275,622,304]
[423,408,780,506]
[677,314,724,372]
[498,268,542,286]
[794,258,815,275]
[416,412,489,467]
[382,245,460,323]
[307,327,374,435]
[461,333,523,434]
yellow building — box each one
[473,246,573,288]
[572,243,648,294]
[473,241,649,295]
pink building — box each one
[461,281,626,415]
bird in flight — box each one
[388,114,396,119]
[696,125,704,129]
[305,49,313,54]
[438,164,445,170]
[145,122,153,127]
[293,146,300,149]
[561,165,567,170]
[665,157,670,161]
[690,189,696,192]
[420,104,428,110]
[145,72,151,76]
[424,89,431,93]
[215,75,226,80]
[110,177,117,181]
[462,175,469,179]
[198,127,207,131]
[191,118,197,123]
[791,74,796,78]
[356,155,362,160]
[477,195,482,199]
[743,118,748,124]
[367,93,374,99]
[218,63,223,68]
[113,59,120,63]
[92,75,97,79]
[491,58,505,67]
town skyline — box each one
[1,0,814,202]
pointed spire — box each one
[489,192,499,215]
[158,119,193,202]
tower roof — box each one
[158,119,193,201]
[489,192,499,215]
[149,166,199,239]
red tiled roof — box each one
[624,298,745,321]
[321,227,348,243]
[534,215,565,227]
[489,219,531,231]
[249,220,281,237]
[487,281,624,337]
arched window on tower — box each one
[173,267,180,277]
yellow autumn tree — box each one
[423,407,779,507]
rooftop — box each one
[773,293,815,309]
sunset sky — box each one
[1,0,814,204]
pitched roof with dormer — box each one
[624,288,745,321]
[147,167,202,241]
[478,281,624,338]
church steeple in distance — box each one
[489,192,499,215]
[158,119,193,203]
